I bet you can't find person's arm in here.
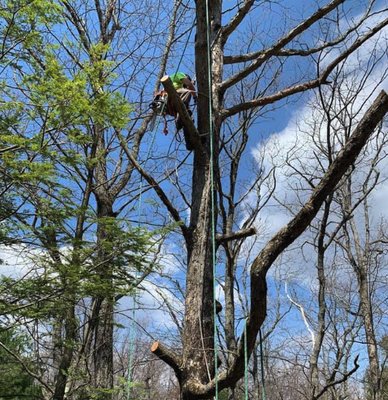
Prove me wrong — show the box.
[182,77,197,99]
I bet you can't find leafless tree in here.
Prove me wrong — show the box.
[265,49,388,399]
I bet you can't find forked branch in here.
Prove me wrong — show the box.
[179,90,388,397]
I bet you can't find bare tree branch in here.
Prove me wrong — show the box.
[221,17,388,118]
[221,0,255,44]
[61,0,91,51]
[0,340,54,395]
[216,227,256,245]
[219,0,345,92]
[223,4,383,64]
[313,355,360,400]
[118,134,190,241]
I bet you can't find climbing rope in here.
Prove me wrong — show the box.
[204,1,219,399]
[259,328,267,400]
[126,114,160,400]
[244,320,249,400]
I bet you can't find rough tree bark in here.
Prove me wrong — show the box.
[341,183,383,400]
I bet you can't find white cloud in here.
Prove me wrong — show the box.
[253,23,388,232]
[0,244,46,278]
[248,14,388,291]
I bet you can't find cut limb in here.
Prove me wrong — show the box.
[160,75,203,151]
[216,227,256,245]
[150,341,182,381]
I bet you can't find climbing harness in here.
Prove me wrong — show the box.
[150,91,169,116]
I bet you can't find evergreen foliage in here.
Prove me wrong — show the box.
[0,328,42,399]
[0,1,156,395]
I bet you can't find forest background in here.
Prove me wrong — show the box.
[0,0,387,399]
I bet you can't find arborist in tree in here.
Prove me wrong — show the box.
[170,72,197,150]
[169,71,197,125]
[150,72,197,150]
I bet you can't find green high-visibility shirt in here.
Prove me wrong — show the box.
[170,72,187,89]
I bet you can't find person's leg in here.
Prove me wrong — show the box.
[175,88,195,150]
[182,127,194,151]
[175,88,191,131]
[177,88,192,106]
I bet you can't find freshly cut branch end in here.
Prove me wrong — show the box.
[151,341,182,380]
[160,76,202,150]
[150,341,160,353]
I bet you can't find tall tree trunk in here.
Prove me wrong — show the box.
[92,196,115,397]
[45,229,79,400]
[180,1,222,398]
[309,199,331,397]
[93,299,114,393]
[225,253,237,360]
[90,122,116,397]
[359,271,381,400]
[343,186,382,400]
[53,306,77,400]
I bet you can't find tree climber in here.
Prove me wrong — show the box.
[169,72,197,150]
[150,72,197,150]
[169,72,197,116]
